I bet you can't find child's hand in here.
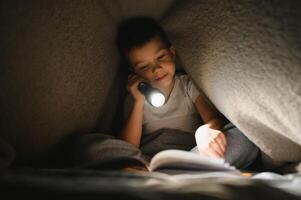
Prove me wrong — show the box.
[200,131,227,158]
[195,125,227,158]
[127,74,145,103]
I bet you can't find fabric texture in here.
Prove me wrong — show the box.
[162,0,301,166]
[221,123,260,169]
[1,168,300,199]
[140,128,196,158]
[69,133,147,169]
[124,74,202,135]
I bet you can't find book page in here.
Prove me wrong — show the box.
[149,149,236,172]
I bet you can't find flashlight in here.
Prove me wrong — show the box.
[138,82,166,107]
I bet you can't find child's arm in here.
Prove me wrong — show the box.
[194,95,227,130]
[120,100,144,147]
[120,74,145,147]
[194,95,228,158]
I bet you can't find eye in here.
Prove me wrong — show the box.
[139,65,149,71]
[157,54,168,60]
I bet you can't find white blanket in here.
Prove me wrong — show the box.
[162,0,301,166]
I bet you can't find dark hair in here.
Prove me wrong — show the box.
[116,16,171,65]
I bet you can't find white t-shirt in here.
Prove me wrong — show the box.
[124,74,203,135]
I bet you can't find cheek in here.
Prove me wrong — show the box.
[162,61,176,74]
[137,71,153,82]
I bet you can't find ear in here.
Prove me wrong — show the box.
[169,45,176,59]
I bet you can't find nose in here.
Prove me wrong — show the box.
[151,63,162,73]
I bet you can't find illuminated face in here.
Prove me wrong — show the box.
[128,36,176,92]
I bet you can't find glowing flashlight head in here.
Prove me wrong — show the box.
[150,92,165,107]
[138,82,166,107]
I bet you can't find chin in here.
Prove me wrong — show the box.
[156,79,173,90]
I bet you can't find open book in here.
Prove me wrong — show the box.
[146,149,236,172]
[76,148,237,173]
[73,135,237,173]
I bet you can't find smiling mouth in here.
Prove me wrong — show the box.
[156,74,167,81]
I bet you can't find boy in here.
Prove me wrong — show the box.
[116,17,259,168]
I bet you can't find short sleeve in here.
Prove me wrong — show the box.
[185,75,200,102]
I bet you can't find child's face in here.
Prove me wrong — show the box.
[128,36,176,91]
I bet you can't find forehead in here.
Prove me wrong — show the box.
[128,36,167,66]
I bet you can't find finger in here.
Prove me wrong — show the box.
[206,148,222,158]
[219,132,227,146]
[208,141,223,158]
[131,75,145,84]
[128,75,141,86]
[215,136,226,154]
[216,133,226,151]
